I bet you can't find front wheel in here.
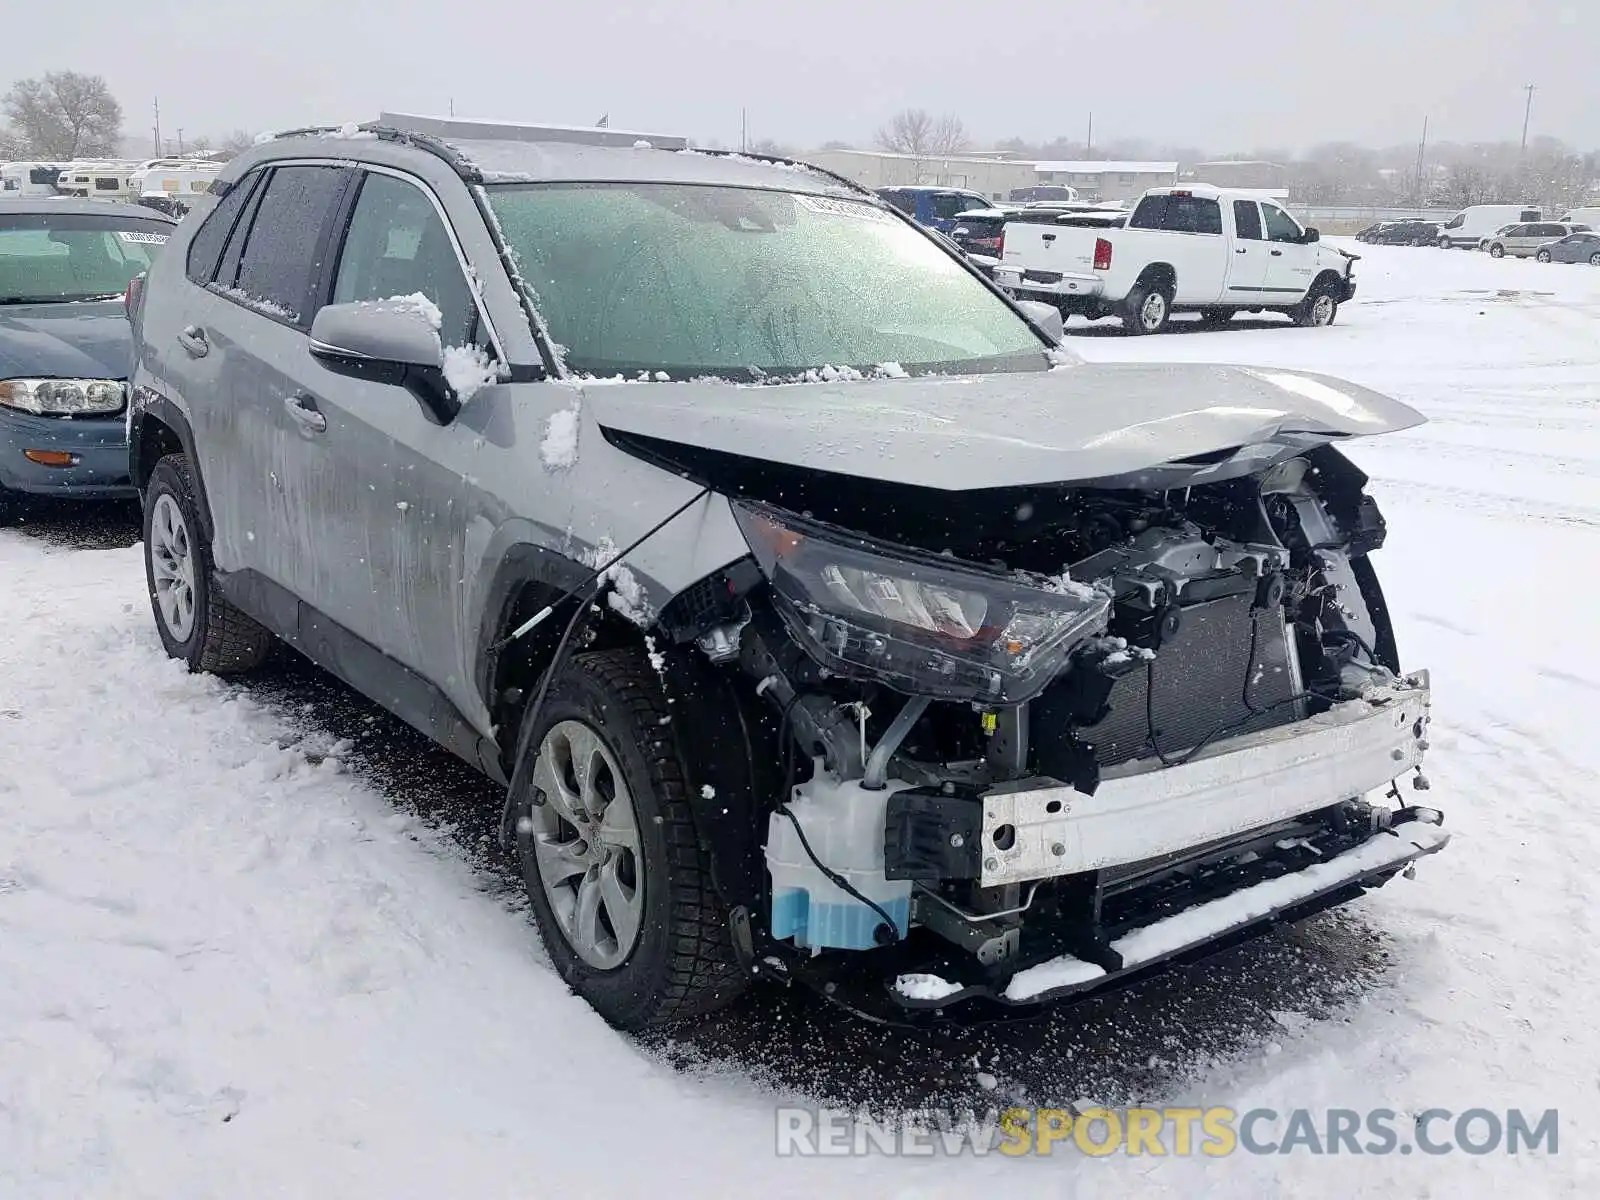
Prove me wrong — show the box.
[1536,249,1552,263]
[1292,283,1340,328]
[1122,282,1172,335]
[1589,252,1600,267]
[142,454,273,674]
[509,647,746,1029]
[1489,243,1505,258]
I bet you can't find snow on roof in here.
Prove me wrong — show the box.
[378,113,690,151]
[813,147,1030,167]
[1034,161,1179,175]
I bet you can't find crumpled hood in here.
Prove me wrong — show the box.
[0,300,132,380]
[584,363,1424,490]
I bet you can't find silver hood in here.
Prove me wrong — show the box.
[584,363,1424,490]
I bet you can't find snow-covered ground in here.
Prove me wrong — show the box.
[3,244,1596,1196]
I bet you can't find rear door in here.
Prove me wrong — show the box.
[181,163,354,590]
[1225,199,1269,298]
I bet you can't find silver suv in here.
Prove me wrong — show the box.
[127,117,1448,1029]
[1486,221,1590,258]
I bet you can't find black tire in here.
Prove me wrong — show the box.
[1197,307,1234,327]
[1589,252,1600,267]
[510,646,745,1029]
[1122,278,1172,335]
[1536,249,1552,263]
[1489,243,1505,258]
[1292,280,1341,328]
[142,453,273,674]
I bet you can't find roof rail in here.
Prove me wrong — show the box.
[258,122,485,181]
[377,113,691,152]
[685,147,877,201]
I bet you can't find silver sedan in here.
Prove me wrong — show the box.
[1536,231,1600,265]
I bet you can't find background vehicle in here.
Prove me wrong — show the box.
[1,162,63,197]
[994,184,1357,333]
[136,164,223,217]
[126,119,1445,1033]
[0,198,173,518]
[54,162,139,200]
[1436,204,1541,248]
[1009,184,1079,203]
[1535,230,1600,264]
[1485,221,1591,258]
[1362,219,1440,246]
[1560,206,1600,227]
[1354,221,1393,242]
[876,185,997,232]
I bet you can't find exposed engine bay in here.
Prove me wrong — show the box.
[645,441,1447,1016]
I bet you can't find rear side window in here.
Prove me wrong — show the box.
[1537,224,1564,237]
[1129,194,1221,234]
[185,171,261,284]
[331,172,479,349]
[930,193,974,220]
[225,165,349,325]
[879,190,914,215]
[1233,200,1263,240]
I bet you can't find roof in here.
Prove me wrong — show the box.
[1033,161,1179,175]
[250,118,854,196]
[0,196,176,220]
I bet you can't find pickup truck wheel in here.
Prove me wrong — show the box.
[142,454,273,674]
[1292,284,1340,328]
[1123,283,1171,334]
[509,647,745,1030]
[1488,243,1505,258]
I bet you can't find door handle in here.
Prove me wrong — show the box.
[176,325,209,357]
[1270,249,1284,257]
[1235,247,1248,254]
[283,393,328,435]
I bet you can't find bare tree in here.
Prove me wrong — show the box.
[2,71,123,159]
[875,109,968,158]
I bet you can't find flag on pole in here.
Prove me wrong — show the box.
[596,114,609,128]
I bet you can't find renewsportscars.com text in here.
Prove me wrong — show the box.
[775,1106,1559,1158]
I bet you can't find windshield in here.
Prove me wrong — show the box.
[485,183,1049,379]
[0,212,171,304]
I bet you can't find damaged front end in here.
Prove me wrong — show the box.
[657,439,1447,1018]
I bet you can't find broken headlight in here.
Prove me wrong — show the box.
[733,502,1110,703]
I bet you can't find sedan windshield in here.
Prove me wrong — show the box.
[0,212,171,304]
[485,183,1049,379]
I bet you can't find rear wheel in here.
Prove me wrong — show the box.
[509,647,746,1029]
[1122,280,1172,335]
[142,454,273,674]
[1536,249,1552,263]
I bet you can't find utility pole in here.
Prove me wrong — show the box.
[152,97,161,156]
[1086,111,1094,156]
[448,97,455,116]
[176,128,184,155]
[741,107,748,153]
[1520,83,1536,153]
[1414,115,1428,204]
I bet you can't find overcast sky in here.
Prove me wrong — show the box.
[14,0,1598,154]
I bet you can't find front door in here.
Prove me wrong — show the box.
[1259,202,1313,298]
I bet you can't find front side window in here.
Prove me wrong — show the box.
[1261,204,1302,243]
[332,172,478,349]
[485,183,1048,379]
[223,165,348,325]
[0,212,171,304]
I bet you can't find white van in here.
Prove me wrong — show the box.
[0,161,64,196]
[1436,204,1542,248]
[1560,207,1600,227]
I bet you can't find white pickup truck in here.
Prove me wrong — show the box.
[992,185,1359,334]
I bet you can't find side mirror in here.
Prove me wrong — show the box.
[1302,227,1320,244]
[1016,299,1065,342]
[310,300,444,370]
[309,300,458,423]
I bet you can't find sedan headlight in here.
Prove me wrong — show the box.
[734,502,1110,704]
[0,378,127,416]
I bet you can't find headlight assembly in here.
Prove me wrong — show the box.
[733,502,1110,704]
[0,378,126,416]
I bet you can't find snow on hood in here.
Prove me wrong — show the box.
[0,299,132,380]
[583,363,1425,490]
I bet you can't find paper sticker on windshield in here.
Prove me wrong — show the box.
[116,231,170,245]
[796,194,894,223]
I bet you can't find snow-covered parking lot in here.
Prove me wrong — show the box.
[3,242,1596,1197]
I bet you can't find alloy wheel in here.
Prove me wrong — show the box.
[148,492,197,642]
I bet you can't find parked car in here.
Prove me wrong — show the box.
[994,184,1358,333]
[1360,220,1440,246]
[1354,222,1394,243]
[0,198,174,519]
[1485,222,1591,258]
[1534,230,1600,265]
[1,162,64,197]
[948,207,1017,257]
[1009,185,1079,203]
[127,118,1447,1031]
[875,185,997,232]
[1436,204,1542,248]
